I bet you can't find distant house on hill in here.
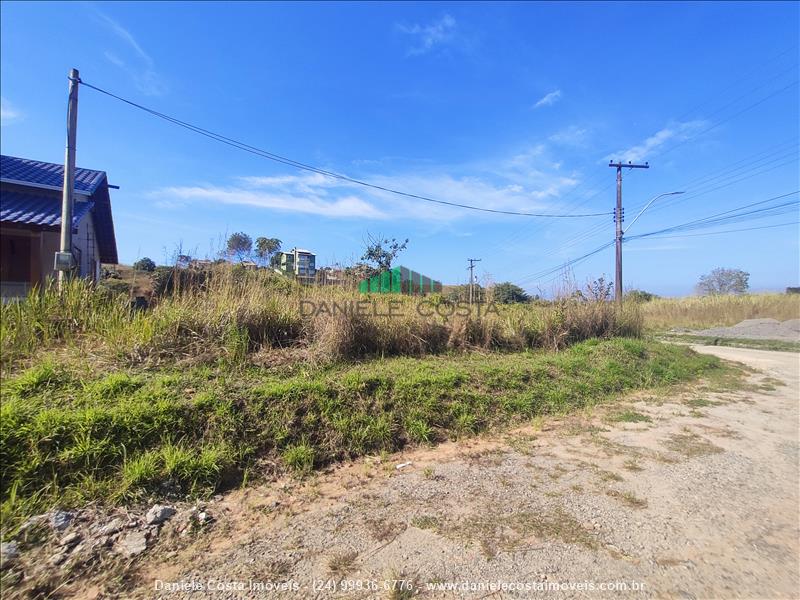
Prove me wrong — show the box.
[0,155,118,299]
[276,247,316,283]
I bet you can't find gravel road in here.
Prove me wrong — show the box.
[114,346,799,600]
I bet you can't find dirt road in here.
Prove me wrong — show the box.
[126,346,799,599]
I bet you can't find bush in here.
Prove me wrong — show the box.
[626,289,658,303]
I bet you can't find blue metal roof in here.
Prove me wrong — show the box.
[0,154,106,194]
[0,190,94,229]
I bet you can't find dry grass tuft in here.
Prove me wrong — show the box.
[328,550,358,577]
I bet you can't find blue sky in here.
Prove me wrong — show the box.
[1,1,798,296]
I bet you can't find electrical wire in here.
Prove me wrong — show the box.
[78,79,608,219]
[626,191,800,240]
[626,220,798,240]
[514,191,799,288]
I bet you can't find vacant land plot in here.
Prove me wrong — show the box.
[125,346,798,599]
[641,293,800,330]
[4,345,794,599]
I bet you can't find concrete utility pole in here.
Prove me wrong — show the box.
[467,258,481,305]
[57,68,80,290]
[608,160,649,306]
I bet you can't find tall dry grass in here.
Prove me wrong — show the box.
[1,266,642,369]
[640,293,800,330]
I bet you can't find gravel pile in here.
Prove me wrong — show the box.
[697,318,800,341]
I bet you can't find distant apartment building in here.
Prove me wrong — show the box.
[277,248,316,282]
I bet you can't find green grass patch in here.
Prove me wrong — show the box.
[656,333,800,353]
[607,410,652,423]
[0,338,721,539]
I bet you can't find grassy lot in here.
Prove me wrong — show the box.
[0,337,720,537]
[0,270,732,539]
[640,293,800,330]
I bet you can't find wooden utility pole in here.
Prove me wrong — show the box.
[608,160,649,306]
[467,258,481,305]
[57,68,80,290]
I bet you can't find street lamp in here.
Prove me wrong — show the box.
[624,191,685,234]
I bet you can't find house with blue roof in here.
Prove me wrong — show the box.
[0,155,118,298]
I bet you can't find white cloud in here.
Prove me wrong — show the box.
[97,13,151,63]
[149,146,581,223]
[103,51,125,68]
[549,125,589,147]
[153,175,387,219]
[606,120,706,163]
[96,12,166,96]
[533,90,562,109]
[0,97,22,124]
[396,14,457,56]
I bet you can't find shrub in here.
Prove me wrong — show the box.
[626,289,658,303]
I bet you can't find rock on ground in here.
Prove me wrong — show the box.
[145,504,176,526]
[118,531,148,557]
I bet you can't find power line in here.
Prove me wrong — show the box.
[628,149,799,218]
[627,220,798,240]
[627,191,800,240]
[671,45,798,122]
[78,78,608,219]
[487,78,799,258]
[514,240,615,287]
[514,191,799,288]
[646,79,799,162]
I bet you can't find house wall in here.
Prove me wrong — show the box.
[73,213,100,280]
[40,231,60,286]
[35,216,99,286]
[1,212,100,298]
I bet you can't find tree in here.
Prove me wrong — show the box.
[254,237,282,266]
[492,282,529,304]
[696,268,750,296]
[226,232,253,262]
[133,257,156,272]
[361,234,408,274]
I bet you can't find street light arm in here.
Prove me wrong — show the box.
[624,191,685,234]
